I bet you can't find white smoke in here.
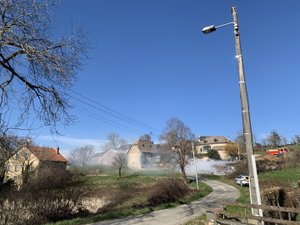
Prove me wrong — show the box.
[186,159,231,175]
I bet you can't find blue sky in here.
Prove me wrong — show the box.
[22,0,300,154]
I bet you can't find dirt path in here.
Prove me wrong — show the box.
[88,180,240,225]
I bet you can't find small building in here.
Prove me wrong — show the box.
[195,136,230,160]
[91,144,131,165]
[127,139,160,170]
[100,148,129,166]
[3,145,69,184]
[91,152,104,164]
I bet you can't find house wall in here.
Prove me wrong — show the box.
[127,145,141,169]
[4,147,39,183]
[140,152,160,169]
[196,143,229,160]
[4,147,68,184]
[91,153,103,164]
[127,140,160,170]
[39,161,67,170]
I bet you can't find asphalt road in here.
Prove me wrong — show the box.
[88,180,240,225]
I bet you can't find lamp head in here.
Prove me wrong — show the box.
[202,25,217,34]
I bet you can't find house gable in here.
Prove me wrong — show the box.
[4,147,39,183]
[127,139,160,170]
[3,146,68,184]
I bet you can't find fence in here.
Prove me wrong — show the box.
[208,202,300,225]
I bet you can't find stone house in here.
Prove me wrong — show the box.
[3,145,69,184]
[195,136,230,160]
[127,139,160,170]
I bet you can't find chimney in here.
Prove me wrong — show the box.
[56,146,60,154]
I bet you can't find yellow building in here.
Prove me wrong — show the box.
[3,146,69,184]
[195,136,230,160]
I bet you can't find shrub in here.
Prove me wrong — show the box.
[0,168,87,225]
[207,149,221,160]
[147,177,190,206]
[262,186,300,222]
[284,151,300,168]
[227,160,248,179]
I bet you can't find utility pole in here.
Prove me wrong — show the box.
[231,6,263,219]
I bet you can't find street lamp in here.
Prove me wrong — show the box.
[202,22,234,34]
[202,6,263,219]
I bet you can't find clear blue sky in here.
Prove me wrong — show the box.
[28,0,300,154]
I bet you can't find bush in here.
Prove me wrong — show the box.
[284,151,300,168]
[207,149,221,160]
[147,177,190,206]
[262,186,300,222]
[0,168,87,225]
[227,160,248,179]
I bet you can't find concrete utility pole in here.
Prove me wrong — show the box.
[231,6,263,218]
[202,6,263,221]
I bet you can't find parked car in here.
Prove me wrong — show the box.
[235,175,249,186]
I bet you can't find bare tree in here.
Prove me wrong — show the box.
[103,133,127,151]
[112,153,127,177]
[292,135,300,144]
[267,130,282,147]
[235,131,246,155]
[0,134,28,161]
[224,142,238,160]
[0,134,31,183]
[281,136,288,146]
[0,0,87,133]
[160,118,195,183]
[69,145,94,166]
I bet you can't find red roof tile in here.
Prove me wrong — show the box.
[28,146,69,163]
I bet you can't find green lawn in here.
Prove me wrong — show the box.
[259,166,300,183]
[221,165,300,216]
[45,169,212,225]
[178,165,300,224]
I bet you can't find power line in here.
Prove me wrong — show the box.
[71,96,156,135]
[70,90,162,133]
[68,90,161,138]
[69,94,160,138]
[75,107,143,136]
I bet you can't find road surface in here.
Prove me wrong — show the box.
[88,180,240,225]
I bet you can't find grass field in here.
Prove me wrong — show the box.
[45,167,212,225]
[47,162,300,225]
[221,164,300,218]
[259,166,300,183]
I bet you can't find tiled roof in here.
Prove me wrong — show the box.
[198,136,230,144]
[28,146,68,163]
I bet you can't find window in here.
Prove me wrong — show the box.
[15,153,19,160]
[6,165,12,172]
[25,153,30,160]
[15,165,22,172]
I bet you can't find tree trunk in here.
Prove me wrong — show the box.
[180,165,188,183]
[118,168,122,177]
